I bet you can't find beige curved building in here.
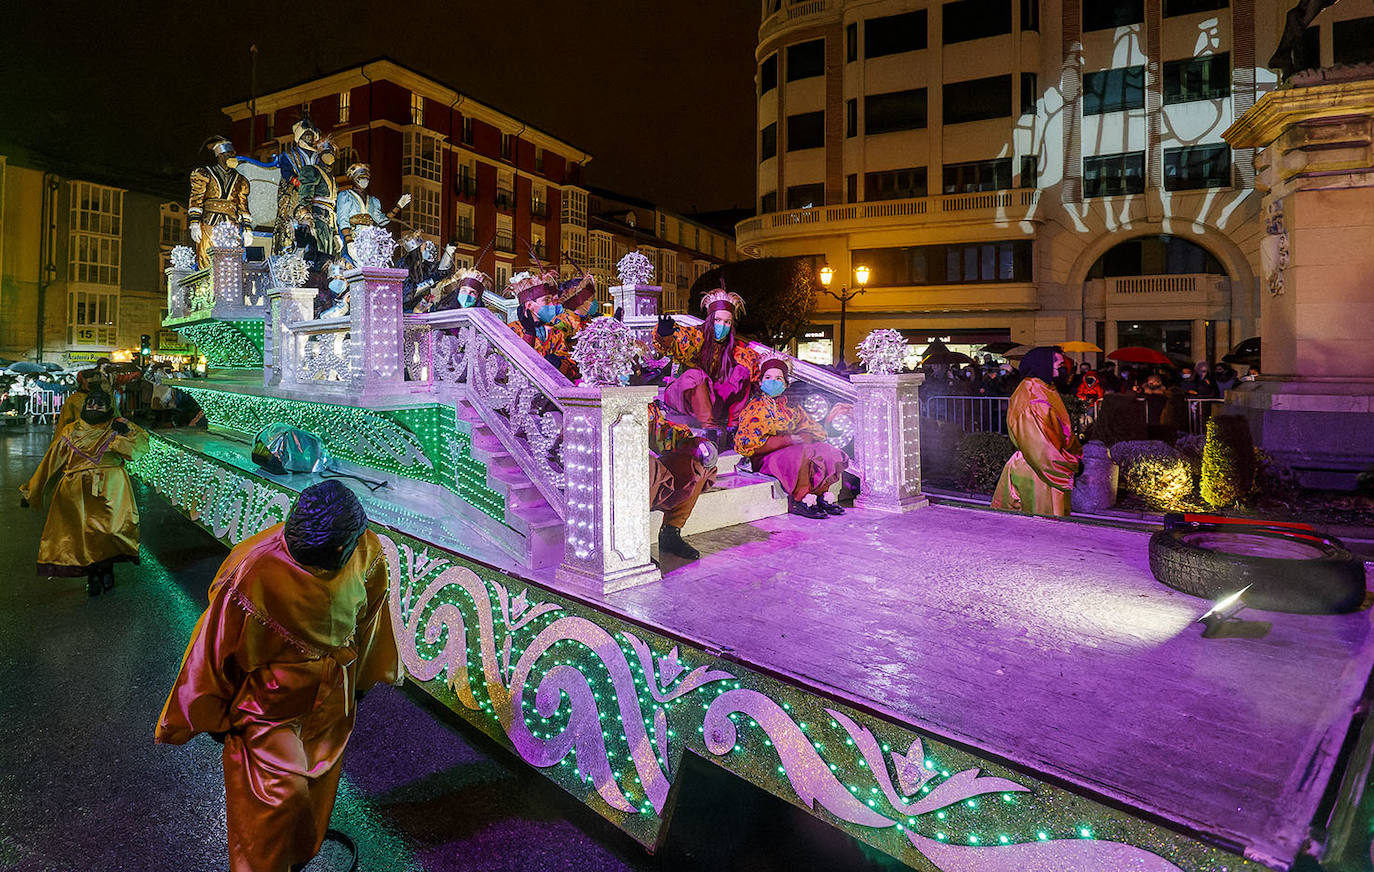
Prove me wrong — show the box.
[739,0,1374,364]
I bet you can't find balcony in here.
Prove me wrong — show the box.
[495,189,515,212]
[759,0,835,41]
[531,201,549,220]
[453,225,476,246]
[1083,274,1231,313]
[495,232,516,254]
[735,189,1041,254]
[456,176,478,199]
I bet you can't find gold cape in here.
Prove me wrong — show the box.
[156,525,399,872]
[21,418,147,574]
[991,377,1082,517]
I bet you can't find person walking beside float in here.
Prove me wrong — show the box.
[991,346,1082,517]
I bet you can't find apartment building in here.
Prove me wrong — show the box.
[741,0,1374,363]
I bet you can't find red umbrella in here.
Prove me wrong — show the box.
[1107,346,1173,366]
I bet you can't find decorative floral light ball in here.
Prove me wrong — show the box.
[570,316,637,386]
[169,246,198,271]
[857,328,908,375]
[616,251,654,287]
[352,225,397,269]
[210,221,244,249]
[270,251,311,289]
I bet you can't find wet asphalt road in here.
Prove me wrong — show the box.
[0,424,906,872]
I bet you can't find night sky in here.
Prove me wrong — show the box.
[0,1,759,213]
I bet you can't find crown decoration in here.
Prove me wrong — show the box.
[616,251,654,287]
[758,354,794,382]
[700,287,745,316]
[507,267,561,304]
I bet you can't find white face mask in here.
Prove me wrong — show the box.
[356,176,370,190]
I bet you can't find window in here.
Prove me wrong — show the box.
[1020,155,1039,188]
[410,93,425,125]
[401,131,441,181]
[943,0,1012,44]
[846,22,858,62]
[1334,17,1374,66]
[535,148,545,173]
[1163,53,1230,103]
[852,240,1032,286]
[531,225,547,260]
[786,39,825,81]
[1084,0,1143,31]
[496,170,515,210]
[761,191,778,213]
[1088,234,1224,277]
[1082,66,1145,114]
[68,289,118,347]
[564,227,587,264]
[846,173,858,203]
[402,183,441,236]
[1021,0,1039,30]
[786,183,825,210]
[846,99,857,137]
[943,158,1012,193]
[454,203,476,245]
[866,10,927,57]
[159,202,185,247]
[68,181,122,286]
[495,263,510,288]
[760,53,778,94]
[456,159,477,197]
[1164,145,1231,190]
[461,117,474,145]
[865,167,928,201]
[943,76,1012,124]
[338,92,350,124]
[335,146,357,173]
[1163,0,1227,16]
[501,133,514,161]
[1083,151,1146,197]
[1020,72,1038,114]
[761,122,778,160]
[562,187,587,226]
[496,214,514,253]
[787,110,825,150]
[532,184,548,219]
[865,88,927,134]
[590,231,614,272]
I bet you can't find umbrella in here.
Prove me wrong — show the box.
[922,350,976,366]
[979,341,1023,354]
[6,362,46,374]
[1107,346,1173,366]
[40,362,64,371]
[1059,340,1102,353]
[1222,337,1260,368]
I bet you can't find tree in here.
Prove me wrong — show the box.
[688,257,818,349]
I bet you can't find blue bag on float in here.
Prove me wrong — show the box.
[251,423,332,475]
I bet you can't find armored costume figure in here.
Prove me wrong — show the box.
[272,119,325,254]
[188,137,253,268]
[295,141,342,266]
[157,480,399,872]
[334,162,410,264]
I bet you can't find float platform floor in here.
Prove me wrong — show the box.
[561,504,1374,867]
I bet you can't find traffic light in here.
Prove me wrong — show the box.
[140,334,151,364]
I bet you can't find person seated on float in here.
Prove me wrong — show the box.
[733,356,847,520]
[397,234,458,313]
[507,269,592,379]
[420,267,492,313]
[991,346,1083,518]
[20,389,148,596]
[654,287,761,442]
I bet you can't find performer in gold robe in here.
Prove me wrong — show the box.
[156,481,400,872]
[21,389,147,595]
[189,136,253,268]
[992,346,1083,517]
[51,363,137,442]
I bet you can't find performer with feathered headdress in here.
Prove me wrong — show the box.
[654,287,761,441]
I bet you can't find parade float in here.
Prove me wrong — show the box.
[137,123,1374,872]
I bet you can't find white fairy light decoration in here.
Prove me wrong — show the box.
[570,316,637,386]
[352,225,396,269]
[170,246,198,271]
[269,250,311,289]
[616,251,654,287]
[857,329,908,375]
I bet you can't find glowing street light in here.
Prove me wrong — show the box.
[818,264,871,367]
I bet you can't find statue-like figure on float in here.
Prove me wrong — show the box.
[1269,0,1344,78]
[188,137,253,269]
[272,119,326,255]
[335,162,411,265]
[294,139,342,269]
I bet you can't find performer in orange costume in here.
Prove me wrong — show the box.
[991,346,1083,517]
[654,287,761,438]
[156,481,399,872]
[21,389,147,595]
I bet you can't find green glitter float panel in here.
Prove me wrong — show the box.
[133,433,1266,872]
[170,319,266,369]
[176,386,506,524]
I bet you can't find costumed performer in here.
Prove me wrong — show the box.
[643,377,715,561]
[654,287,760,442]
[156,480,400,872]
[334,162,411,264]
[20,389,148,596]
[188,136,254,269]
[733,356,846,519]
[507,268,587,378]
[50,360,138,443]
[272,119,325,254]
[294,140,342,268]
[399,234,457,313]
[991,346,1082,517]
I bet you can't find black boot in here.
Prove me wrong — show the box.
[86,573,102,597]
[101,564,115,591]
[816,494,845,516]
[788,497,828,519]
[658,525,700,560]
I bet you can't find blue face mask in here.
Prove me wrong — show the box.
[537,304,560,324]
[457,292,477,308]
[760,378,786,398]
[587,300,600,318]
[713,322,730,341]
[328,277,346,294]
[617,373,631,386]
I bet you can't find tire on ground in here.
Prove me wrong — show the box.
[1147,528,1367,615]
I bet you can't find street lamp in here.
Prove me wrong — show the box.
[818,263,870,365]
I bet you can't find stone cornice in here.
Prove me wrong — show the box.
[1224,78,1374,149]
